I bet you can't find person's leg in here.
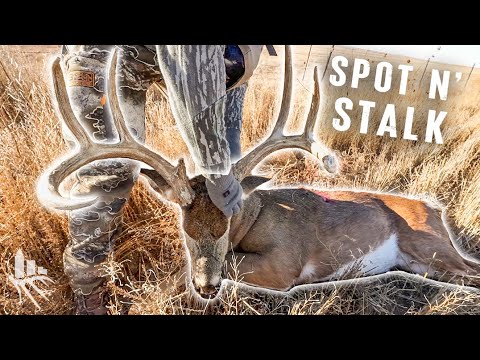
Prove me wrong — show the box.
[224,84,248,162]
[155,45,247,217]
[155,45,231,176]
[60,45,160,314]
[223,45,250,163]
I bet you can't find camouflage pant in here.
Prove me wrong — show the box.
[62,45,248,294]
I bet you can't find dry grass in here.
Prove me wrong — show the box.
[1,46,480,315]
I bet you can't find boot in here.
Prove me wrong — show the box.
[74,284,110,315]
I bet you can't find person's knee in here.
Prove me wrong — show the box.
[72,160,140,197]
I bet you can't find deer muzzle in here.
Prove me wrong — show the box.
[192,256,222,299]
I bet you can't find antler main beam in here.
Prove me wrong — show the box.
[37,50,194,211]
[233,46,337,180]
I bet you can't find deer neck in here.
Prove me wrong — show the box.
[228,193,263,247]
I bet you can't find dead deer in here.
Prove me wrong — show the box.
[38,46,480,300]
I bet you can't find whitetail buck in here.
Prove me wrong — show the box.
[38,46,480,299]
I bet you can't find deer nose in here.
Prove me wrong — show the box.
[196,284,220,299]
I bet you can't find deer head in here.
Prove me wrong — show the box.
[37,45,338,298]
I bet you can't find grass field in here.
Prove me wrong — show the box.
[1,46,480,315]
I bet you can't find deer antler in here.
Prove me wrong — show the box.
[37,49,194,211]
[233,45,338,181]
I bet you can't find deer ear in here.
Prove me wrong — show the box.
[139,168,176,202]
[241,176,271,195]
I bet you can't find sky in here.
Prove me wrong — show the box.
[343,46,480,68]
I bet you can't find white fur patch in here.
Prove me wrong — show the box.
[298,262,316,282]
[325,233,399,280]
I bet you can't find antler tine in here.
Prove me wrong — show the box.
[36,58,98,211]
[107,48,136,144]
[307,66,338,174]
[271,45,293,136]
[36,155,98,211]
[233,45,293,179]
[304,66,320,140]
[51,57,92,148]
[233,48,338,180]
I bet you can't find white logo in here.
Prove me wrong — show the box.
[8,249,54,309]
